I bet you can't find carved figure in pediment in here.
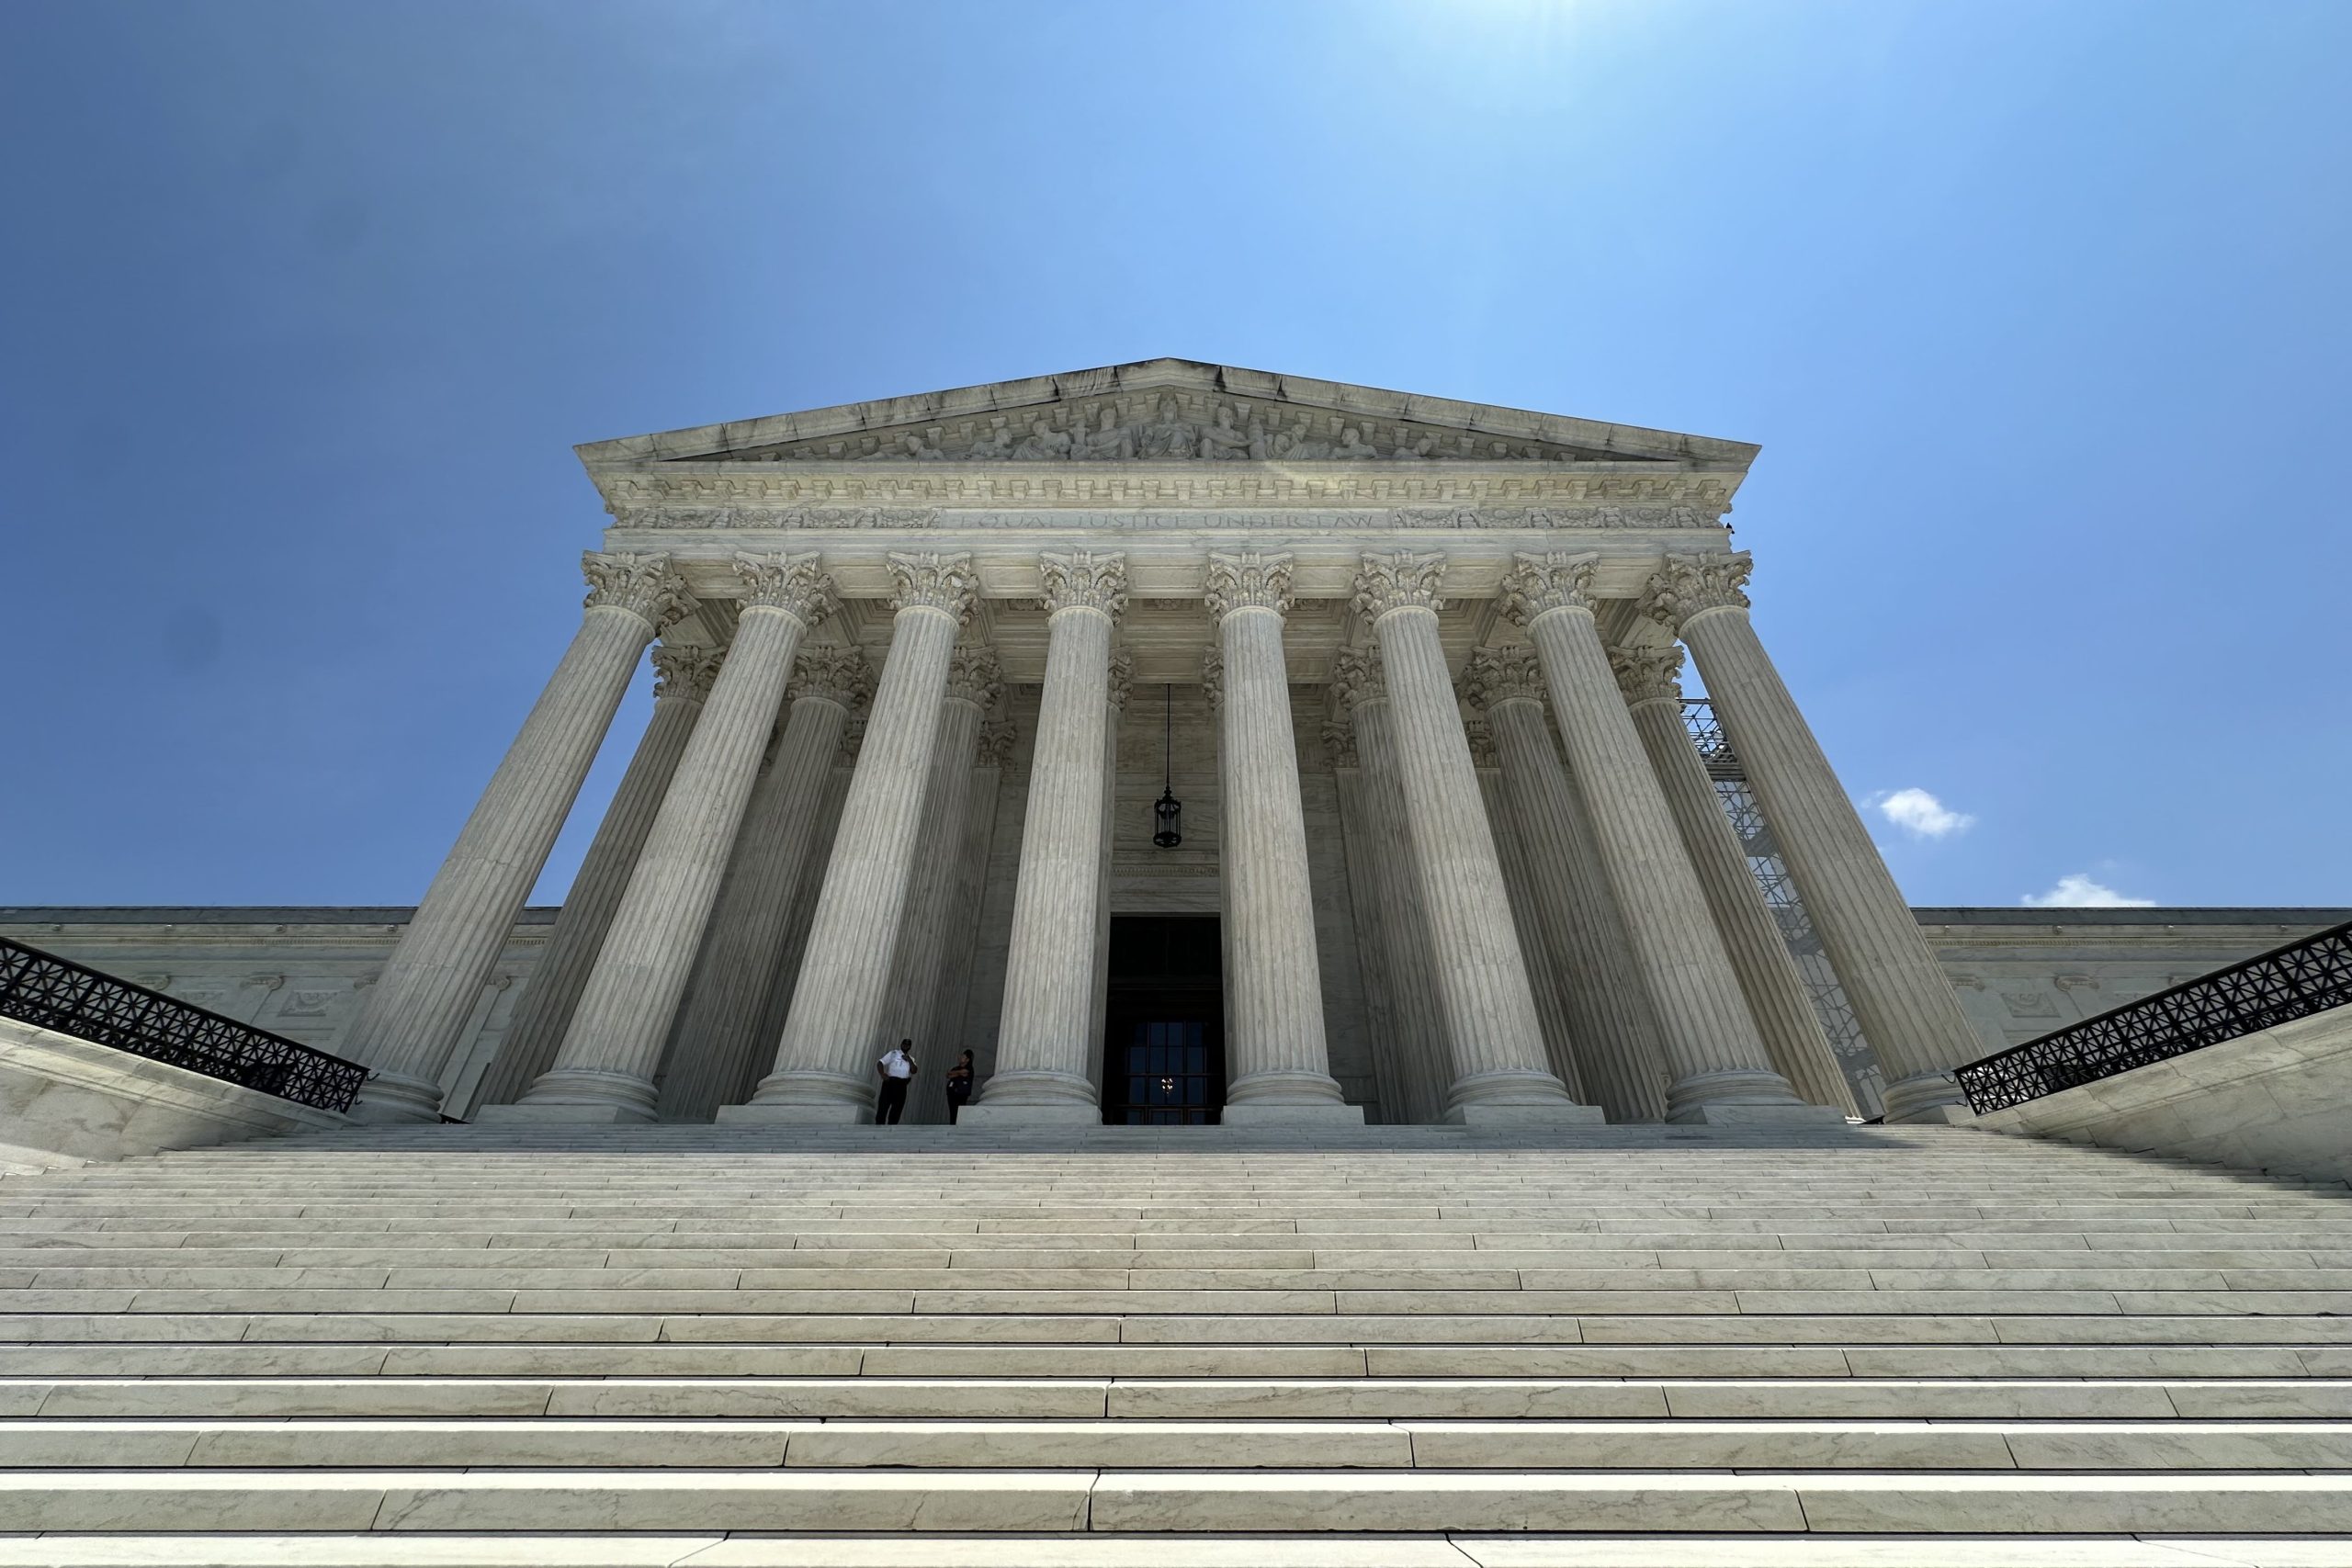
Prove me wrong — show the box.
[1278,417,1332,460]
[1011,418,1071,461]
[1073,405,1136,461]
[1391,434,1436,460]
[1246,415,1275,459]
[1137,395,1196,459]
[967,425,1013,460]
[1333,425,1377,460]
[1196,402,1250,460]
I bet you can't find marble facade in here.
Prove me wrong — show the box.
[22,360,2270,1129]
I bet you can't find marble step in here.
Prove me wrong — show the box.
[8,1468,2352,1534]
[3,1416,2348,1471]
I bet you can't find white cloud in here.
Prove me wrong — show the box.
[1871,786,1974,840]
[2020,874,2156,909]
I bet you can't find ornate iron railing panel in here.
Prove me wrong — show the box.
[0,936,368,1112]
[1956,919,2352,1113]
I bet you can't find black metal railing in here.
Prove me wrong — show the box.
[1955,919,2352,1113]
[0,936,368,1112]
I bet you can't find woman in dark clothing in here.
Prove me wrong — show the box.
[944,1050,976,1124]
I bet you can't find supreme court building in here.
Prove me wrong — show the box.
[333,359,1986,1132]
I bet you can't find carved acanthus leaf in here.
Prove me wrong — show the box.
[945,647,1004,711]
[582,551,691,631]
[1202,647,1225,713]
[1461,646,1547,713]
[1351,550,1448,620]
[885,551,979,624]
[1107,651,1135,713]
[1038,549,1129,618]
[1608,642,1687,706]
[732,552,836,626]
[1497,551,1601,626]
[1642,550,1754,632]
[976,719,1018,769]
[787,645,875,710]
[1321,715,1360,771]
[650,642,726,703]
[1464,716,1500,772]
[1204,550,1295,619]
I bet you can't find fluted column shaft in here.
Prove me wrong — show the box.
[1473,739,1589,1104]
[926,721,1013,1099]
[345,552,686,1122]
[1085,658,1132,1098]
[1352,552,1581,1123]
[1334,656,1450,1124]
[1650,551,1975,1122]
[1617,648,1857,1115]
[474,644,716,1111]
[733,553,976,1122]
[1205,553,1355,1121]
[729,748,856,1109]
[504,556,832,1122]
[977,553,1125,1119]
[885,649,998,1123]
[1325,725,1408,1125]
[1476,690,1669,1122]
[654,647,870,1122]
[1502,555,1816,1123]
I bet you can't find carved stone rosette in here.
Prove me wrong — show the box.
[731,552,836,627]
[1038,550,1130,620]
[944,647,1004,712]
[1106,651,1135,714]
[885,551,979,623]
[1609,642,1687,708]
[582,551,691,632]
[1329,644,1385,714]
[786,646,874,711]
[1642,550,1755,633]
[1460,646,1547,714]
[1351,550,1448,620]
[650,642,726,704]
[1497,551,1601,626]
[1204,550,1295,620]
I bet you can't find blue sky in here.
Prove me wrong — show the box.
[4,0,2346,911]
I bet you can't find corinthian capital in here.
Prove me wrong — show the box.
[945,646,1003,711]
[1641,550,1754,632]
[1321,716,1360,771]
[1107,651,1135,713]
[1351,550,1448,620]
[887,551,979,624]
[1497,551,1600,626]
[582,551,691,632]
[1202,646,1225,713]
[733,552,836,626]
[650,641,726,703]
[1464,716,1500,771]
[1038,550,1129,619]
[1204,550,1295,619]
[788,645,875,710]
[1461,645,1547,713]
[1329,644,1386,713]
[1608,641,1687,707]
[977,719,1018,769]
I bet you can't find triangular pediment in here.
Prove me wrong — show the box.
[575,358,1757,469]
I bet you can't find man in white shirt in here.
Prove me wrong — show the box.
[875,1039,917,1124]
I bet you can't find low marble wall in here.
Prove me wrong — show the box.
[1973,1002,2352,1188]
[0,1016,346,1172]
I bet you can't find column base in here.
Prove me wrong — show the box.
[1882,1069,1973,1124]
[1667,1102,1851,1126]
[956,1102,1102,1127]
[1221,1101,1366,1127]
[345,1071,445,1124]
[1445,1101,1608,1127]
[715,1101,873,1126]
[480,1067,658,1123]
[475,1101,652,1126]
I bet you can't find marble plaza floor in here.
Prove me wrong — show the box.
[0,1121,2349,1564]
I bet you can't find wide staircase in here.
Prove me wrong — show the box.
[1,1122,2350,1565]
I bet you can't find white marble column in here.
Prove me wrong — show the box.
[497,554,834,1122]
[473,641,720,1111]
[971,552,1126,1122]
[729,552,978,1122]
[1500,552,1829,1125]
[1611,641,1857,1115]
[1645,550,1975,1122]
[1351,551,1583,1124]
[1467,716,1589,1104]
[1084,653,1133,1100]
[1202,552,1359,1123]
[653,645,873,1123]
[1322,715,1410,1125]
[927,717,1015,1097]
[345,552,688,1122]
[1330,646,1451,1125]
[885,646,1001,1123]
[1462,646,1670,1123]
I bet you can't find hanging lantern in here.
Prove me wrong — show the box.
[1152,682,1183,849]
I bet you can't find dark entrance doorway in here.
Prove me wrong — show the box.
[1101,916,1226,1124]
